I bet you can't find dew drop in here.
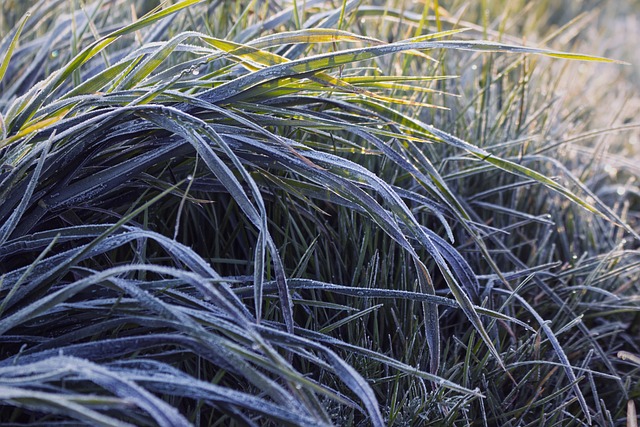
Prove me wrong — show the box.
[186,175,193,181]
[51,50,59,58]
[471,64,478,70]
[616,186,626,196]
[192,69,200,76]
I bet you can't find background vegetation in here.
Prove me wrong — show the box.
[0,0,638,425]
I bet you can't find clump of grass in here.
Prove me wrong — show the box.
[0,0,638,425]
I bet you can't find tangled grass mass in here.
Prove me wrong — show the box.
[0,0,639,425]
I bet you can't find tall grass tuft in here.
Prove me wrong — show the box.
[0,0,638,425]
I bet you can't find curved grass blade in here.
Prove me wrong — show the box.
[0,12,30,85]
[0,386,136,427]
[0,137,50,245]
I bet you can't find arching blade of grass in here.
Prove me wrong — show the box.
[0,386,136,427]
[245,28,386,47]
[0,12,29,85]
[0,138,49,246]
[319,304,384,334]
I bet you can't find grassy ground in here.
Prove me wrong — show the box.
[0,0,638,426]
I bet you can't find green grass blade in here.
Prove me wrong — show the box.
[0,12,30,85]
